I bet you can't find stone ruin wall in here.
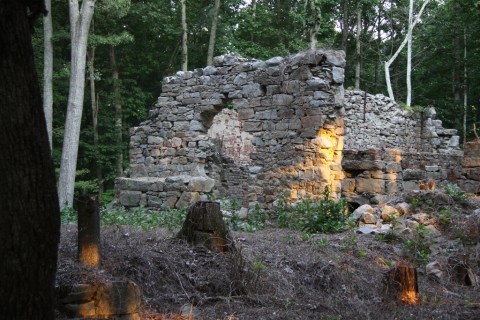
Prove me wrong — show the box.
[342,90,463,206]
[116,49,476,212]
[116,50,346,212]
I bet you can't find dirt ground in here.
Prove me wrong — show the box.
[56,195,480,320]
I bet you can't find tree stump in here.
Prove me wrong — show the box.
[383,263,419,304]
[177,201,235,252]
[76,195,101,268]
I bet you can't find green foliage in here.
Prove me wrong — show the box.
[444,183,469,202]
[60,203,187,231]
[375,224,402,244]
[213,196,266,232]
[73,169,99,196]
[277,187,350,233]
[99,189,115,205]
[317,237,329,248]
[437,209,452,226]
[341,235,358,250]
[245,204,267,231]
[61,206,77,224]
[100,206,187,231]
[251,256,268,273]
[403,223,433,265]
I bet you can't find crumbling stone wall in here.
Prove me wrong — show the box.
[116,50,346,211]
[117,50,472,211]
[342,90,463,206]
[344,90,460,152]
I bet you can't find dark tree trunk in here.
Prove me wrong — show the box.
[177,201,235,252]
[76,195,101,268]
[452,0,462,104]
[110,45,123,176]
[0,1,60,318]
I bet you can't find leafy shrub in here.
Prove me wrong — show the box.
[100,206,186,231]
[277,187,350,233]
[444,183,469,202]
[437,209,452,226]
[403,223,433,265]
[213,196,267,232]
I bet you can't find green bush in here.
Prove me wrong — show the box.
[277,187,350,233]
[444,183,469,202]
[212,196,267,232]
[100,206,187,231]
[403,223,433,265]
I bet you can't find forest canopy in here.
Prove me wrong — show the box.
[32,0,480,203]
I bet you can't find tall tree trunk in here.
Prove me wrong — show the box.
[110,45,123,176]
[374,2,383,89]
[385,0,431,102]
[181,0,188,71]
[354,4,362,90]
[251,0,256,42]
[310,0,322,50]
[309,0,320,50]
[87,47,103,195]
[406,0,413,106]
[0,1,60,318]
[43,0,53,151]
[340,0,349,55]
[463,28,467,145]
[58,0,95,209]
[207,0,220,66]
[452,0,461,104]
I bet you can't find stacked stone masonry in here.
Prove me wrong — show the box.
[342,90,464,205]
[117,50,346,211]
[117,50,475,211]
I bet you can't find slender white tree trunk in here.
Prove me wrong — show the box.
[406,0,413,106]
[181,0,188,71]
[58,0,95,209]
[385,0,430,102]
[206,0,220,66]
[354,5,361,90]
[309,0,320,50]
[43,0,53,151]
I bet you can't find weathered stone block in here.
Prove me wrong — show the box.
[238,108,254,120]
[119,191,142,207]
[332,66,344,84]
[306,78,329,91]
[462,158,480,168]
[189,176,216,192]
[272,94,294,106]
[403,169,425,181]
[355,177,385,194]
[243,121,263,132]
[301,115,326,128]
[176,192,200,209]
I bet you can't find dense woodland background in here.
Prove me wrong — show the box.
[32,0,480,204]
